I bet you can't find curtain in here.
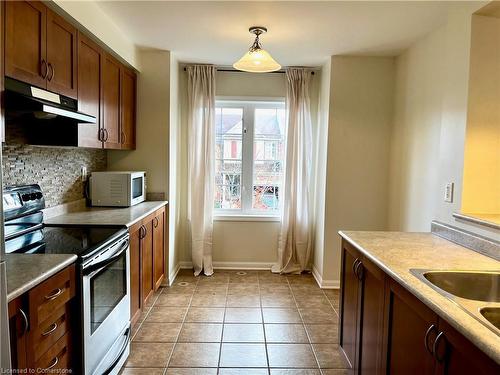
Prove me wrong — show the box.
[272,68,313,274]
[186,65,216,276]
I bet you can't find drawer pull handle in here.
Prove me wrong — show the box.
[424,324,437,354]
[42,322,58,336]
[433,331,447,363]
[153,217,159,227]
[19,308,29,336]
[45,288,63,301]
[46,356,59,370]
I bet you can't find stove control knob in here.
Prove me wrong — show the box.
[30,193,37,200]
[35,192,43,200]
[21,194,30,201]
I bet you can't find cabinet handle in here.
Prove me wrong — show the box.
[40,59,47,79]
[19,308,29,336]
[140,225,147,239]
[153,217,159,228]
[41,322,58,336]
[121,131,126,144]
[47,63,54,82]
[352,258,360,275]
[433,331,447,363]
[98,128,103,142]
[45,288,63,301]
[424,324,437,354]
[45,356,59,370]
[355,260,364,280]
[104,129,109,142]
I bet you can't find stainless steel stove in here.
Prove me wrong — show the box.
[3,185,131,375]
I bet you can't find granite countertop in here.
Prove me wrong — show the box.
[44,201,168,228]
[339,231,500,364]
[6,254,77,302]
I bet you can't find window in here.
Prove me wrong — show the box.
[214,100,286,216]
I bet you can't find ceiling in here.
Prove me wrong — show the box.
[96,1,468,67]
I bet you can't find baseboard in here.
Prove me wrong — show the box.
[168,263,181,285]
[179,261,273,270]
[312,265,340,289]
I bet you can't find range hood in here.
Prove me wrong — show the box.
[4,77,96,147]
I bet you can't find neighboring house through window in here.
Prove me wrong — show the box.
[214,99,286,216]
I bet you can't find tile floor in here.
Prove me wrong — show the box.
[120,270,349,375]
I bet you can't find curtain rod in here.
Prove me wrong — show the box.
[183,67,315,75]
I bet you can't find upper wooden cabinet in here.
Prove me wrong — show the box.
[5,1,77,98]
[103,54,122,149]
[77,32,103,148]
[121,67,136,150]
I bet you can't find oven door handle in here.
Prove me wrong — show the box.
[82,238,129,276]
[101,327,131,375]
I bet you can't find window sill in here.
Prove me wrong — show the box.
[214,214,281,222]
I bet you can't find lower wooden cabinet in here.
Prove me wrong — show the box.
[339,238,499,375]
[129,205,167,326]
[8,264,76,372]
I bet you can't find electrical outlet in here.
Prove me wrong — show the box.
[81,166,87,182]
[444,182,454,203]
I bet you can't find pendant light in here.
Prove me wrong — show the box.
[233,26,281,73]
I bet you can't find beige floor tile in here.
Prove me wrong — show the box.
[191,294,227,307]
[169,343,220,367]
[146,307,188,323]
[125,342,174,368]
[156,293,192,306]
[287,275,317,285]
[305,324,338,344]
[195,285,229,294]
[229,275,259,284]
[260,284,291,293]
[225,308,262,323]
[219,369,269,374]
[177,323,223,342]
[291,285,324,295]
[299,308,338,324]
[166,368,217,375]
[185,307,225,323]
[133,322,182,342]
[226,294,261,307]
[312,344,350,369]
[261,295,296,308]
[227,283,260,295]
[120,368,165,374]
[265,324,309,343]
[258,271,289,284]
[294,295,331,309]
[267,344,317,368]
[270,370,321,375]
[219,343,268,367]
[223,323,265,342]
[198,274,230,284]
[164,284,197,294]
[262,308,301,323]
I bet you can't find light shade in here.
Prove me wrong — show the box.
[233,49,281,73]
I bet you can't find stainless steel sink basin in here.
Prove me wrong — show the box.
[480,307,500,330]
[411,269,500,336]
[422,271,499,302]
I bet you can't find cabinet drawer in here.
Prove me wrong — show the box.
[28,265,75,328]
[28,304,71,364]
[35,332,71,372]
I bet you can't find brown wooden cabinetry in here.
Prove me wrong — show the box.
[103,54,122,149]
[8,264,76,372]
[339,238,499,374]
[129,205,167,326]
[120,67,136,150]
[5,1,77,98]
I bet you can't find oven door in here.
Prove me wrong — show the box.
[82,235,130,375]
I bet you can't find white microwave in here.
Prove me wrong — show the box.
[90,171,146,207]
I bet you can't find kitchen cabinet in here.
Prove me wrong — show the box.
[5,1,77,98]
[120,67,136,150]
[339,238,499,374]
[77,32,103,148]
[103,53,122,149]
[8,264,76,372]
[129,205,167,326]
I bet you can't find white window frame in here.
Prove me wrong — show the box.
[214,97,286,221]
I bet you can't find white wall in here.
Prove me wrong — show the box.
[321,56,395,286]
[52,0,139,70]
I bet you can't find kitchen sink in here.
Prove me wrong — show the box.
[422,271,499,302]
[411,269,500,336]
[480,307,500,330]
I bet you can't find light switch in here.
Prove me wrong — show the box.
[444,182,454,203]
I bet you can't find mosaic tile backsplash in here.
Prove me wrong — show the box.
[2,144,106,208]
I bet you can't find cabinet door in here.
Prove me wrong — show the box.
[339,241,361,368]
[103,54,121,149]
[434,319,498,375]
[120,67,136,149]
[386,279,437,375]
[8,297,29,370]
[141,219,154,306]
[153,207,165,290]
[129,222,142,326]
[357,257,386,374]
[77,32,103,148]
[46,9,77,98]
[5,0,46,87]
